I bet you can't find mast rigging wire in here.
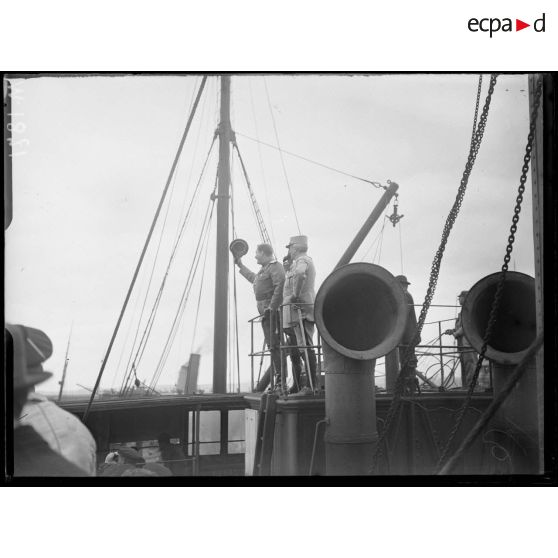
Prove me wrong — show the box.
[119,136,217,394]
[189,226,212,357]
[119,147,186,396]
[263,77,302,235]
[83,76,207,422]
[372,216,387,264]
[148,168,219,387]
[148,183,217,391]
[361,216,388,261]
[173,78,210,241]
[149,185,217,387]
[233,141,272,245]
[117,93,206,395]
[235,130,387,189]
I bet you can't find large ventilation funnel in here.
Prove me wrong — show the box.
[315,263,408,361]
[315,263,408,475]
[461,271,540,472]
[461,271,537,365]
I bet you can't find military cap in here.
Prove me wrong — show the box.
[286,235,308,248]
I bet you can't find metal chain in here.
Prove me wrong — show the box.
[436,75,544,470]
[370,74,499,473]
[470,75,483,148]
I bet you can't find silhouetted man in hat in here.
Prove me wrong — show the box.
[7,324,89,476]
[444,290,479,387]
[395,275,421,394]
[283,235,317,395]
[234,243,285,391]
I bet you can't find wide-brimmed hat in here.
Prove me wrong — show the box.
[6,324,53,390]
[395,275,410,285]
[286,235,308,248]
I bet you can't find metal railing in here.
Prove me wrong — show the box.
[248,302,323,392]
[247,303,492,393]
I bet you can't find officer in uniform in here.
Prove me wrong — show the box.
[395,275,421,394]
[235,243,285,391]
[283,235,317,394]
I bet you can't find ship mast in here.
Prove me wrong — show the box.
[212,75,232,393]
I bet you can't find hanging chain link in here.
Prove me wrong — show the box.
[470,75,483,148]
[436,75,544,470]
[370,73,499,473]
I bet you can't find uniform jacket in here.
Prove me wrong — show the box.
[453,313,471,347]
[282,254,316,326]
[239,260,285,315]
[401,291,421,346]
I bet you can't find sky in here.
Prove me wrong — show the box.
[5,73,537,395]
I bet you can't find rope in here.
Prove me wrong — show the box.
[438,331,544,475]
[370,74,499,471]
[83,76,207,422]
[263,77,302,234]
[235,130,387,189]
